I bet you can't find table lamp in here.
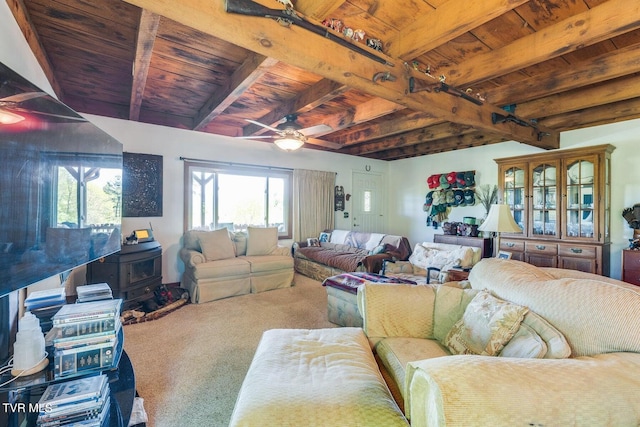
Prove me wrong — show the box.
[478,204,522,257]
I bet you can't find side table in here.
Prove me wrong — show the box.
[446,268,470,282]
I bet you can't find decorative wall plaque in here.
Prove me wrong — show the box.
[123,152,163,217]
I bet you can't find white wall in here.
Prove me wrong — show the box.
[85,115,388,283]
[388,123,640,279]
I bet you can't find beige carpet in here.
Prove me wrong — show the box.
[123,274,336,427]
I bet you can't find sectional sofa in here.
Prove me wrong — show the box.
[358,258,640,425]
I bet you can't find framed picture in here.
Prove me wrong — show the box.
[497,251,512,260]
[319,232,331,243]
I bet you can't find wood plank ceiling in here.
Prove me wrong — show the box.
[7,0,640,160]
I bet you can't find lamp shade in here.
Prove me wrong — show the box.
[274,137,304,151]
[478,204,522,233]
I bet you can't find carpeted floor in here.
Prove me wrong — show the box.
[123,274,336,427]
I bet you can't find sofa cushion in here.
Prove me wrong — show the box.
[243,255,294,273]
[445,291,528,356]
[231,231,248,256]
[191,257,251,279]
[246,227,278,256]
[198,228,236,261]
[375,337,450,400]
[329,229,349,244]
[358,284,436,340]
[432,286,479,344]
[522,311,571,359]
[499,323,547,358]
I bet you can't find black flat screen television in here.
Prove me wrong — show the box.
[0,61,123,360]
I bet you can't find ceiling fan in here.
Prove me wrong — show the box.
[0,91,87,124]
[243,114,340,150]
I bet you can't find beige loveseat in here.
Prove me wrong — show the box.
[358,258,640,426]
[179,227,293,303]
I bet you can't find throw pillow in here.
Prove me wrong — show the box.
[444,291,529,356]
[307,238,321,247]
[198,228,236,261]
[522,311,571,359]
[246,227,278,256]
[318,232,331,243]
[499,323,547,358]
[368,244,386,255]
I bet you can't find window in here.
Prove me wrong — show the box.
[184,161,292,238]
[44,153,121,234]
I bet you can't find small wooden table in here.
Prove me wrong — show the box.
[446,268,470,282]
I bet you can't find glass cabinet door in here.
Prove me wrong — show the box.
[501,165,526,234]
[564,156,597,240]
[530,162,558,238]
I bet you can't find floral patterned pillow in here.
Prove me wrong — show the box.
[445,291,529,356]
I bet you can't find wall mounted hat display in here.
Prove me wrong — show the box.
[424,170,476,223]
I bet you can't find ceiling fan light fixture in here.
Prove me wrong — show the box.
[274,136,304,151]
[0,109,25,125]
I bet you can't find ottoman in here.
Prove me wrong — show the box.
[322,272,417,327]
[229,328,408,427]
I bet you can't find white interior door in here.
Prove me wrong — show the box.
[351,171,385,232]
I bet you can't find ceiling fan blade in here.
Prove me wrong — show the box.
[245,119,280,133]
[299,124,332,137]
[238,135,278,140]
[0,91,48,103]
[305,137,342,150]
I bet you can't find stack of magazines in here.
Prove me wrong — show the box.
[36,374,110,426]
[76,283,113,303]
[49,299,123,378]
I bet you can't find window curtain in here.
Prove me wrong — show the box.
[293,169,336,241]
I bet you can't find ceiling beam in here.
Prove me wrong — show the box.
[122,0,559,149]
[6,0,63,97]
[539,97,640,131]
[194,53,279,131]
[485,43,640,107]
[369,133,507,160]
[294,0,344,21]
[330,113,443,146]
[130,9,160,121]
[341,122,477,156]
[516,74,640,119]
[439,0,640,87]
[385,0,530,60]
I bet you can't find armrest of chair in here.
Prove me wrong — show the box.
[179,247,205,267]
[405,353,640,426]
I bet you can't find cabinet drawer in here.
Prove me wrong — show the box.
[623,269,640,286]
[623,250,640,269]
[525,242,558,255]
[500,239,524,252]
[558,244,597,259]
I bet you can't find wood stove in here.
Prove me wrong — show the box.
[86,241,162,309]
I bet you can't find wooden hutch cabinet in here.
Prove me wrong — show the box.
[495,144,614,276]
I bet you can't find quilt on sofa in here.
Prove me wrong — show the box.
[294,230,412,282]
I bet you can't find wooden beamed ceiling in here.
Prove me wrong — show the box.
[7,0,640,160]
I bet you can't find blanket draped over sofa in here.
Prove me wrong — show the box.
[293,230,411,282]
